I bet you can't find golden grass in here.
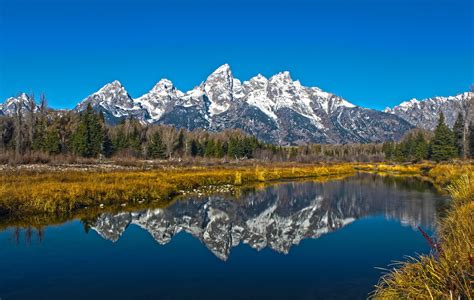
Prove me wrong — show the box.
[0,164,356,215]
[372,165,474,299]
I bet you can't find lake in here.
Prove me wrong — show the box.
[0,173,448,299]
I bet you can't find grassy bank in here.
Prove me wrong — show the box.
[0,164,356,215]
[372,164,474,299]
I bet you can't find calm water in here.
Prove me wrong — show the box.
[0,174,448,300]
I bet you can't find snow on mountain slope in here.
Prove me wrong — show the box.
[135,79,184,122]
[385,92,472,130]
[0,93,38,116]
[74,80,149,124]
[7,64,464,144]
[202,63,239,117]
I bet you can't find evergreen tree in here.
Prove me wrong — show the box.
[204,139,216,157]
[413,131,429,162]
[32,114,47,152]
[382,141,395,160]
[0,118,14,150]
[113,126,128,152]
[147,131,166,159]
[190,139,202,156]
[44,125,61,155]
[214,140,224,158]
[393,142,406,162]
[227,138,238,158]
[430,112,457,162]
[452,113,464,157]
[71,104,105,157]
[102,130,114,157]
[173,129,185,155]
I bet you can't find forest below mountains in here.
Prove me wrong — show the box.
[1,94,473,165]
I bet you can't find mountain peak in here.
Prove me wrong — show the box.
[386,92,471,130]
[212,63,231,74]
[250,73,268,83]
[151,79,175,92]
[5,92,30,104]
[0,93,37,115]
[271,71,292,81]
[98,80,125,92]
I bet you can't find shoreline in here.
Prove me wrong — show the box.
[1,162,470,218]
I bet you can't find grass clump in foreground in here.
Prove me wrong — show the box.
[0,164,355,215]
[372,168,474,299]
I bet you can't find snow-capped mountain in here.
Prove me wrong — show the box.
[74,80,149,124]
[69,64,412,144]
[135,79,184,122]
[4,64,469,144]
[0,93,38,116]
[385,92,473,130]
[90,174,441,261]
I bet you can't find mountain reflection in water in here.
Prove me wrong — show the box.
[89,174,444,261]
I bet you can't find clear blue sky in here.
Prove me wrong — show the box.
[0,0,472,110]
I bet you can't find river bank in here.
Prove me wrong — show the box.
[372,163,473,299]
[2,162,471,216]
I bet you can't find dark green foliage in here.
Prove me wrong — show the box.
[102,130,114,157]
[430,112,457,162]
[32,115,47,152]
[389,130,429,162]
[147,131,166,159]
[382,141,395,160]
[204,139,216,157]
[452,113,464,157]
[173,129,185,155]
[71,104,105,157]
[413,131,429,162]
[2,97,439,163]
[190,139,202,156]
[226,136,259,159]
[0,118,14,150]
[43,124,61,155]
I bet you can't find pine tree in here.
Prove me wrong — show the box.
[0,118,14,150]
[227,138,238,158]
[204,139,216,157]
[32,115,47,152]
[215,140,224,158]
[71,104,105,157]
[173,129,185,156]
[413,131,429,162]
[102,130,114,157]
[430,112,458,162]
[452,113,464,157]
[44,125,61,155]
[393,142,406,162]
[147,131,166,159]
[382,141,395,160]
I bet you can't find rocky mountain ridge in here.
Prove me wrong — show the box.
[2,64,470,144]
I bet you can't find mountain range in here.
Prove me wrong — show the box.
[1,64,471,145]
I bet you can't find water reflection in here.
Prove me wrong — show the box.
[89,174,445,260]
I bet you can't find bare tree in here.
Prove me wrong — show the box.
[14,95,23,160]
[27,93,36,151]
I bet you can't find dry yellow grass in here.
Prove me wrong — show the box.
[0,164,356,215]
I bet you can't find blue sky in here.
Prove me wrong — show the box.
[0,0,472,110]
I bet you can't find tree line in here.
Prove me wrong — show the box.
[1,94,473,164]
[382,112,474,162]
